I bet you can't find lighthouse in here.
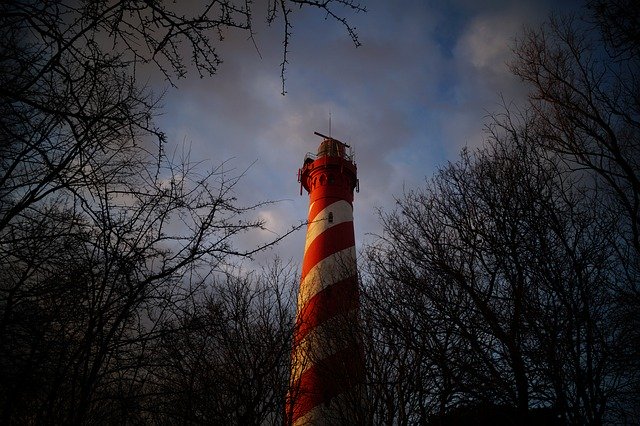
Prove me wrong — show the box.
[286,133,364,425]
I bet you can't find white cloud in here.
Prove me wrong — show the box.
[457,14,519,75]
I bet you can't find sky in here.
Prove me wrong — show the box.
[155,0,584,269]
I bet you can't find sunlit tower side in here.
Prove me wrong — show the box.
[286,133,363,425]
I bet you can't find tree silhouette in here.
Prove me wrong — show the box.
[0,1,363,423]
[365,109,631,424]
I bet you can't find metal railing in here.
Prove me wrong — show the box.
[303,146,355,163]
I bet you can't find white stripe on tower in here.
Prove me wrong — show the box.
[304,200,353,251]
[297,246,356,307]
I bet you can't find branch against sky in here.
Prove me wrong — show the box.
[1,1,364,90]
[268,0,366,94]
[0,1,364,422]
[512,3,640,256]
[364,106,627,423]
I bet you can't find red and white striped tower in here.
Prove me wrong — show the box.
[286,133,363,425]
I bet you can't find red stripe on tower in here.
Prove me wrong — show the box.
[286,133,363,425]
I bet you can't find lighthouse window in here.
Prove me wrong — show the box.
[328,212,334,223]
[328,174,335,184]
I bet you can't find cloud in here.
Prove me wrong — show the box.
[457,14,519,75]
[149,0,583,275]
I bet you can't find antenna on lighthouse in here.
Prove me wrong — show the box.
[329,112,332,137]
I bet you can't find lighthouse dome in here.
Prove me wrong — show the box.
[317,139,346,159]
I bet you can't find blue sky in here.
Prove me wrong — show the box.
[154,0,583,267]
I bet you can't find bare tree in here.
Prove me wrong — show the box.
[511,5,640,421]
[0,152,292,423]
[0,1,365,423]
[0,0,365,234]
[364,107,630,424]
[145,260,297,425]
[358,3,638,425]
[511,1,639,266]
[364,228,462,425]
